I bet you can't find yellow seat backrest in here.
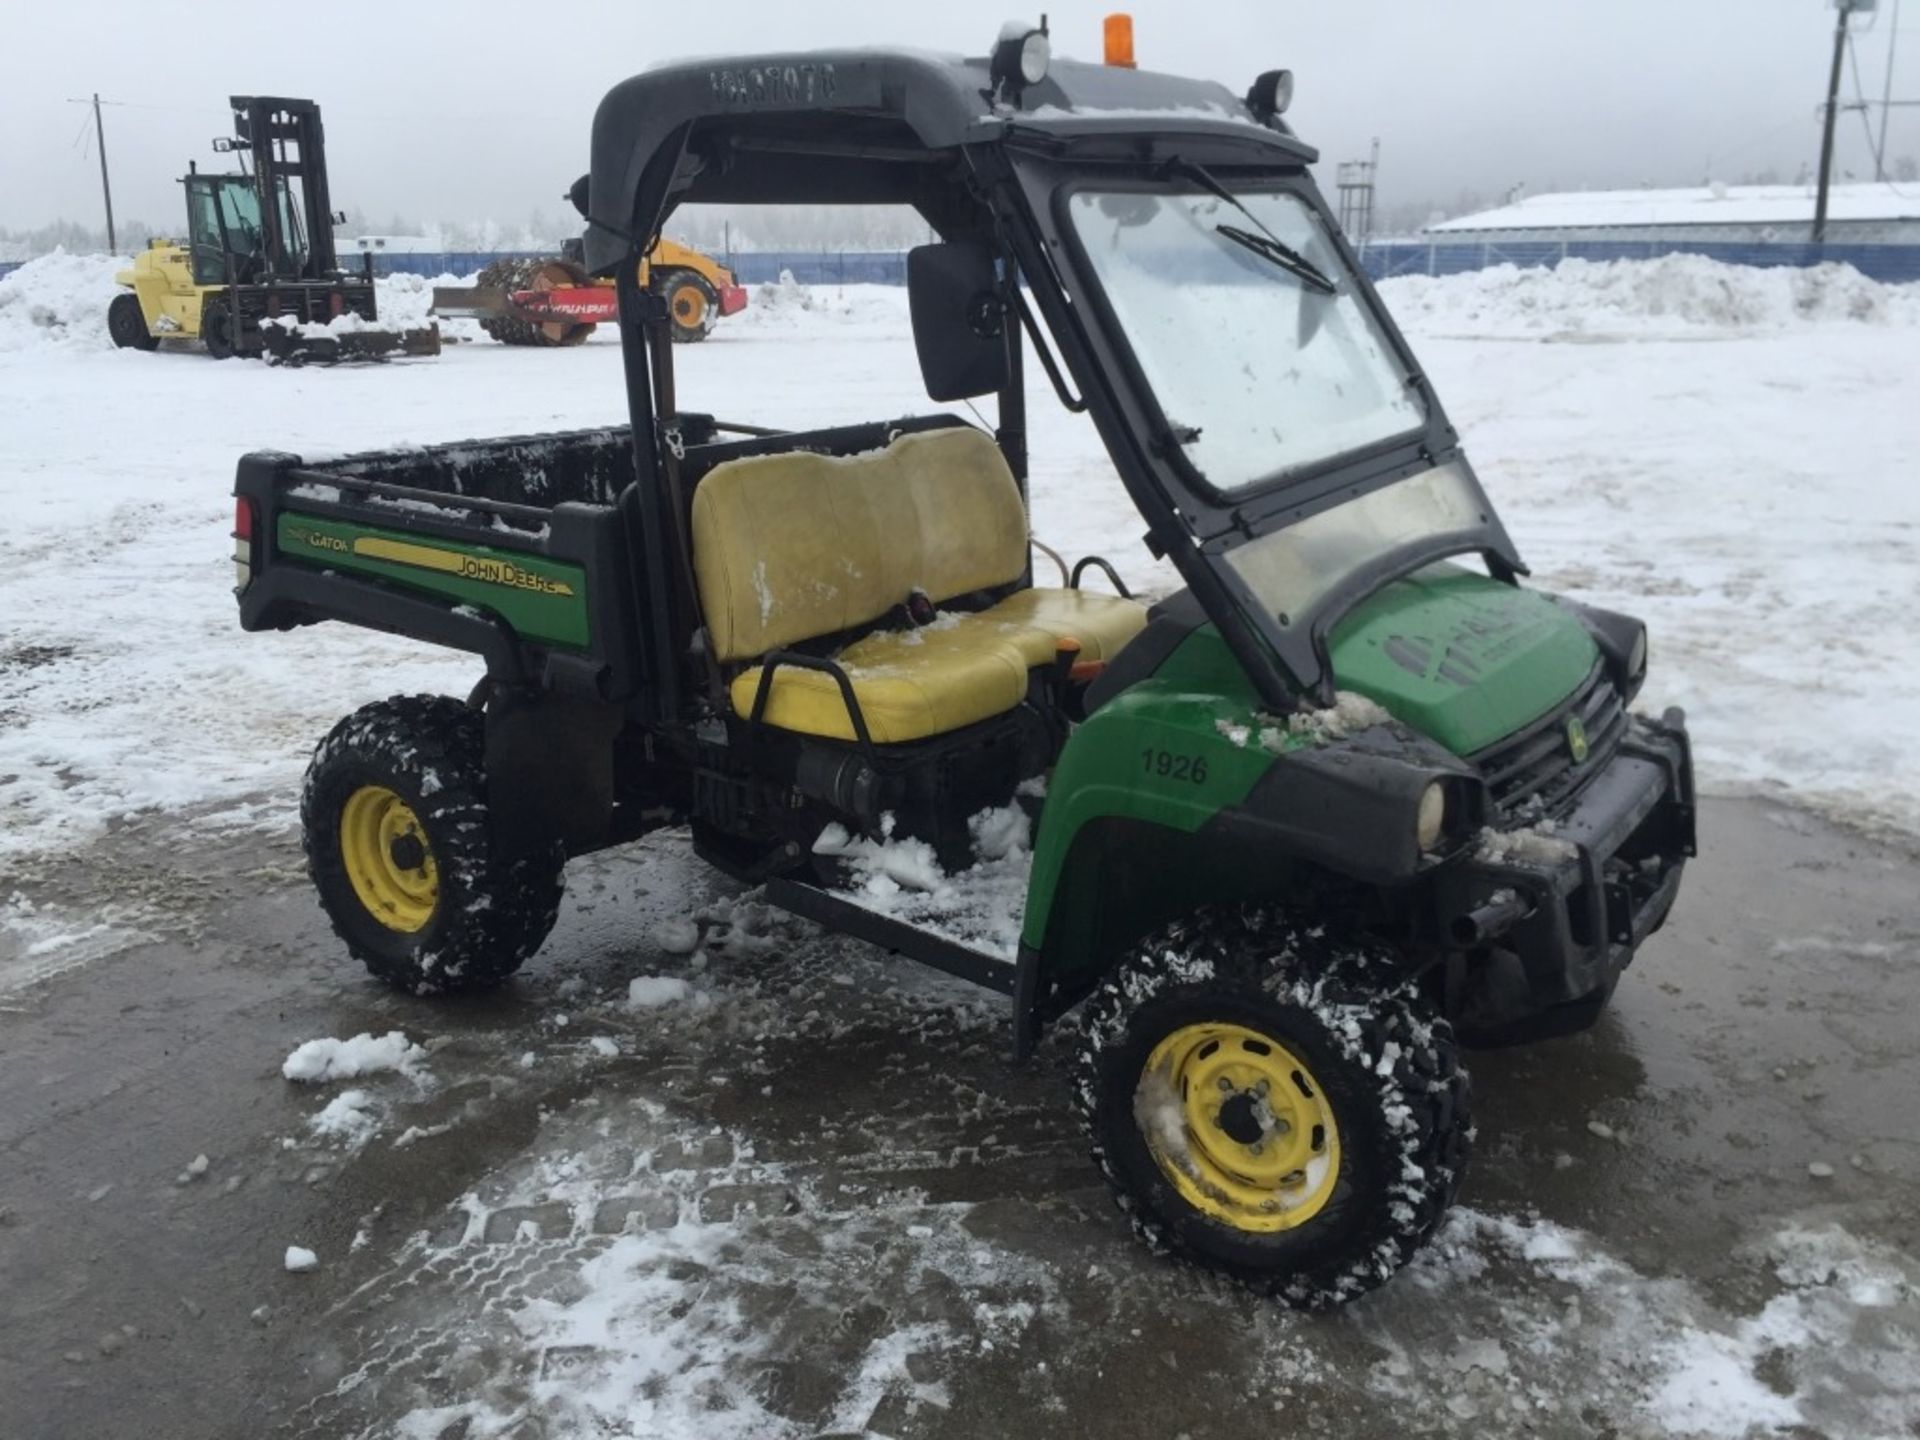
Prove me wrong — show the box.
[690,427,1028,663]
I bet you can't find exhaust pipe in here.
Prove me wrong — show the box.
[1451,890,1534,947]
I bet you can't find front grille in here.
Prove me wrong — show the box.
[1471,662,1626,819]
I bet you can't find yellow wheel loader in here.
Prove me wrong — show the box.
[109,96,438,363]
[431,237,747,347]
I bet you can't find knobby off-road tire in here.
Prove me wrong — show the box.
[1075,904,1472,1308]
[108,293,158,351]
[656,268,719,343]
[302,695,564,994]
[475,257,594,347]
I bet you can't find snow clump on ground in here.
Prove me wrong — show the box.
[282,1031,426,1083]
[627,975,697,1009]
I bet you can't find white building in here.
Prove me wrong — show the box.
[1425,183,1920,246]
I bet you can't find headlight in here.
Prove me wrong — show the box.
[1416,781,1447,852]
[1627,628,1648,687]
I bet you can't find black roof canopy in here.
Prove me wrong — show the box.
[582,47,1316,272]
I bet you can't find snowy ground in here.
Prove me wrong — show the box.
[3,251,1917,903]
[3,252,1920,1437]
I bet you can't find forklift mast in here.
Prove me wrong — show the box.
[228,96,341,278]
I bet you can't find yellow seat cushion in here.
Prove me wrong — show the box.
[728,590,1149,744]
[982,587,1150,665]
[690,427,1029,663]
[693,425,1149,744]
[731,621,1034,744]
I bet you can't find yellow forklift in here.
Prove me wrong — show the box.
[108,96,438,363]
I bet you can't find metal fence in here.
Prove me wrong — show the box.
[332,249,911,285]
[1353,238,1920,285]
[9,240,1919,288]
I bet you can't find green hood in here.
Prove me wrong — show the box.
[1327,563,1596,755]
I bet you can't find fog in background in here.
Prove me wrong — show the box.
[4,0,1914,253]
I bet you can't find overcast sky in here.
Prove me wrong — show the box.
[5,0,1913,234]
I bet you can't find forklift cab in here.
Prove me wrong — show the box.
[183,172,308,285]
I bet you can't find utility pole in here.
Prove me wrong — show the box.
[90,93,115,252]
[67,93,118,252]
[1815,0,1873,244]
[1875,0,1902,180]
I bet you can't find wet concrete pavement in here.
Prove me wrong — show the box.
[1,796,1916,1439]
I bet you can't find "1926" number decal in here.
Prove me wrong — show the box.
[1142,748,1209,784]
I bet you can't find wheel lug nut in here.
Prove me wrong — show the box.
[1249,1142,1264,1156]
[1255,1079,1270,1097]
[1217,1077,1233,1092]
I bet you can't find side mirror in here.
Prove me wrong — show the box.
[907,242,1009,403]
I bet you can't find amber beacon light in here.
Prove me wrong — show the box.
[1104,13,1136,67]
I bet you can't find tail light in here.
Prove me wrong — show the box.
[233,496,258,592]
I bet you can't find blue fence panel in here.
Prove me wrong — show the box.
[345,249,913,285]
[10,242,1920,289]
[1357,238,1920,285]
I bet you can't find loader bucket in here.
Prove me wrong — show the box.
[430,284,508,320]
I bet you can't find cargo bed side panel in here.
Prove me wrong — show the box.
[276,512,590,649]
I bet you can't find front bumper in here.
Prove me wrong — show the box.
[1446,706,1696,1013]
[717,283,749,317]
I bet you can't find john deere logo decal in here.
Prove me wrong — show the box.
[352,536,576,597]
[1565,715,1591,764]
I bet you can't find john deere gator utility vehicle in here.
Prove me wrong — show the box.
[233,20,1695,1306]
[110,96,438,363]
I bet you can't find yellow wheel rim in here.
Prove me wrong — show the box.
[670,284,709,329]
[1136,1022,1341,1233]
[339,785,439,934]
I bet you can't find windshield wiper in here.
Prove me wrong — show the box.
[1164,156,1338,295]
[1214,223,1337,295]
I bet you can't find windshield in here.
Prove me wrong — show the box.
[1067,186,1426,494]
[1223,462,1491,630]
[215,178,267,254]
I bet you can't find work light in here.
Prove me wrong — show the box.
[992,20,1052,94]
[1246,69,1294,119]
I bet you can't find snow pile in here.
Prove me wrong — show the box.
[812,805,1034,961]
[1379,255,1920,338]
[282,1031,425,1083]
[0,251,124,352]
[732,273,904,334]
[374,270,486,343]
